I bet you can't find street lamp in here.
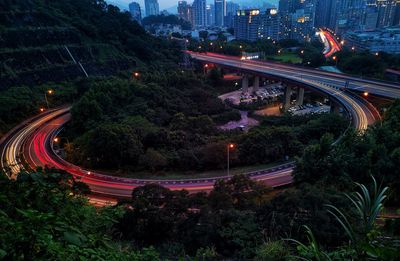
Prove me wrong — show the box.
[332,55,338,66]
[227,143,235,177]
[53,136,71,144]
[40,107,45,113]
[203,64,209,74]
[363,91,369,97]
[133,72,140,78]
[45,89,53,109]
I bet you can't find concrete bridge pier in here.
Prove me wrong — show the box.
[284,85,292,111]
[253,76,260,93]
[296,87,305,106]
[242,75,249,93]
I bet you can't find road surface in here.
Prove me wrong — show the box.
[1,109,295,198]
[2,53,398,199]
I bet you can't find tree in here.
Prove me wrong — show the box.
[139,148,168,172]
[294,133,351,186]
[0,170,159,260]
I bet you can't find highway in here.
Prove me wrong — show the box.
[189,52,390,130]
[319,29,341,57]
[2,52,398,200]
[0,109,295,198]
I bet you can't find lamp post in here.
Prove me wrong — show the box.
[203,64,209,75]
[227,143,235,177]
[45,89,53,109]
[53,136,71,151]
[332,55,338,66]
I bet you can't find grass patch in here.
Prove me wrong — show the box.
[267,53,302,64]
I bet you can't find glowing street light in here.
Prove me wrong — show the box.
[227,143,235,177]
[53,137,59,143]
[133,72,140,78]
[300,50,304,54]
[40,107,45,113]
[363,92,369,97]
[332,55,338,66]
[203,64,209,74]
[44,89,54,109]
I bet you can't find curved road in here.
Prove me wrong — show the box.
[2,53,397,199]
[1,109,295,198]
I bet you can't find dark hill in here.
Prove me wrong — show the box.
[0,0,180,89]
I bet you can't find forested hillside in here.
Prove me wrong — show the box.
[0,0,181,136]
[0,0,180,89]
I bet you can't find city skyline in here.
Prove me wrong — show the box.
[109,0,279,11]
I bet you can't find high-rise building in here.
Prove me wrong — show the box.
[215,0,226,26]
[225,1,240,28]
[315,0,335,28]
[234,9,262,41]
[279,0,316,41]
[193,0,207,27]
[178,1,191,21]
[129,2,142,23]
[145,0,159,17]
[206,4,215,26]
[366,0,400,28]
[335,0,366,33]
[259,8,280,40]
[234,8,281,42]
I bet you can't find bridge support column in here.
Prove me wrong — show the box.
[242,75,249,93]
[296,87,304,106]
[253,76,260,93]
[284,85,292,111]
[330,101,341,114]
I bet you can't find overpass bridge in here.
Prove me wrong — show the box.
[189,52,400,130]
[0,52,399,201]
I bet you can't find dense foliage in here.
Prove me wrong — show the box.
[0,170,159,260]
[65,72,347,173]
[142,14,192,30]
[115,176,347,259]
[0,0,180,135]
[295,100,400,202]
[333,49,400,80]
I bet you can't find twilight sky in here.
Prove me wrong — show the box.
[109,0,278,11]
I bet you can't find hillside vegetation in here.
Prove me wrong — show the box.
[0,0,181,136]
[0,0,179,89]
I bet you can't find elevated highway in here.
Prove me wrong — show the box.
[2,52,398,199]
